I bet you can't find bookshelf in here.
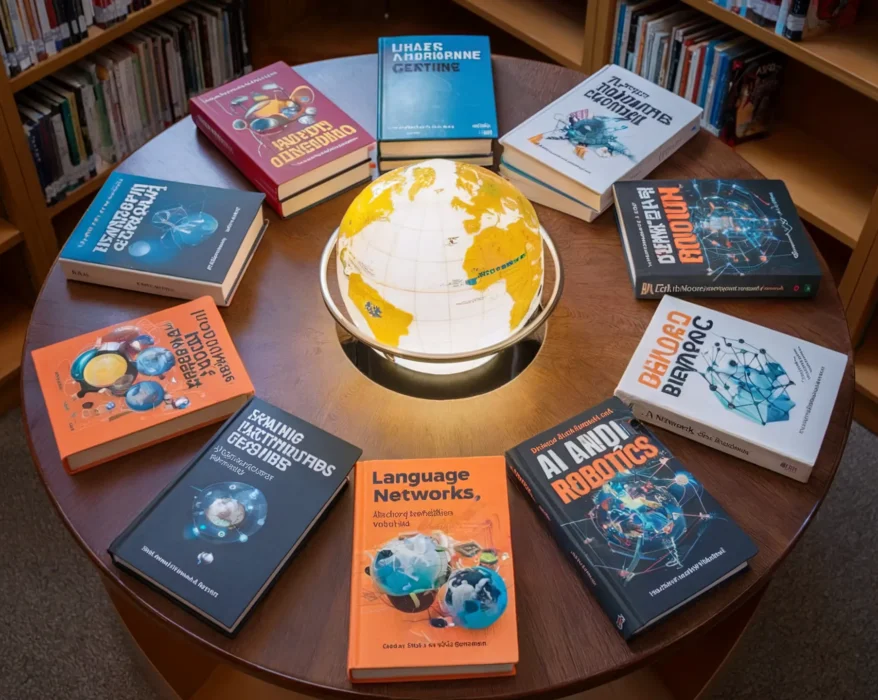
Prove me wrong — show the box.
[458,0,878,430]
[452,0,591,69]
[0,0,202,401]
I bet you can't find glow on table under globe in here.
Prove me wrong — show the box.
[336,158,544,374]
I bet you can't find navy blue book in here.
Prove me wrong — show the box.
[506,397,757,640]
[109,397,362,636]
[613,179,822,299]
[59,173,268,306]
[377,35,498,158]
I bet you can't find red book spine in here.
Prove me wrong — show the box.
[189,101,282,212]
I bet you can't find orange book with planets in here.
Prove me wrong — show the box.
[348,456,518,682]
[31,297,254,474]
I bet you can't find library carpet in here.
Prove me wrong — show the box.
[0,407,875,700]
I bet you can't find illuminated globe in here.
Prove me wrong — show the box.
[336,159,544,374]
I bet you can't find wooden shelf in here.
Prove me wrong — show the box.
[856,316,878,403]
[735,125,878,248]
[0,218,23,255]
[0,299,30,384]
[9,0,190,93]
[47,167,114,218]
[682,0,878,101]
[453,0,585,69]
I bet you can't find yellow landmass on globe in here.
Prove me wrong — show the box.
[346,272,414,346]
[408,166,436,201]
[451,163,543,330]
[339,168,408,239]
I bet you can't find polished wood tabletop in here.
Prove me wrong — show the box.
[21,55,854,699]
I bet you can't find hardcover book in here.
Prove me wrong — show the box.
[500,64,702,212]
[32,297,254,473]
[109,397,362,635]
[506,397,757,640]
[59,172,267,306]
[377,35,497,158]
[499,159,606,223]
[190,60,374,217]
[348,456,517,682]
[615,296,847,482]
[613,179,821,298]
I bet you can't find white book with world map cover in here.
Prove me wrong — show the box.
[500,64,702,212]
[614,296,847,482]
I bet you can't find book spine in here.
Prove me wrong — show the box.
[189,99,280,202]
[348,465,366,676]
[615,390,812,482]
[59,258,226,305]
[505,448,641,639]
[376,37,384,141]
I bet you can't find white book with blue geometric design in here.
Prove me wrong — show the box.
[615,296,847,482]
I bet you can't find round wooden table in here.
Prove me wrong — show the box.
[21,56,854,700]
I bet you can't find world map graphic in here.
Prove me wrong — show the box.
[336,159,545,373]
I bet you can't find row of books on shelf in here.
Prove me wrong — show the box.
[15,0,251,206]
[709,0,862,41]
[2,1,154,76]
[31,289,845,675]
[612,1,784,145]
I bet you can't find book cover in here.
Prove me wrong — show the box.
[348,456,517,682]
[377,35,497,143]
[109,396,362,635]
[59,172,266,305]
[506,397,757,639]
[615,296,848,482]
[613,179,821,298]
[190,60,374,212]
[500,64,702,211]
[32,297,254,472]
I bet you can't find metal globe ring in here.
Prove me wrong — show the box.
[319,225,564,364]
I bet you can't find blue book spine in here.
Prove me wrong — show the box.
[377,35,498,142]
[710,52,733,128]
[612,3,628,66]
[698,43,718,108]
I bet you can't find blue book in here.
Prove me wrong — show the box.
[709,41,756,131]
[59,173,267,306]
[377,35,497,158]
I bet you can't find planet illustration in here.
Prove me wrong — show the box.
[129,240,151,257]
[125,381,166,411]
[440,566,508,629]
[135,347,175,376]
[369,533,451,610]
[191,482,268,543]
[206,498,246,528]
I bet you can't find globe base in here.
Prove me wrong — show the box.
[339,334,543,401]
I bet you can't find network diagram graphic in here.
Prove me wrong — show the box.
[687,180,796,280]
[565,424,724,586]
[126,202,219,263]
[696,335,796,425]
[529,109,634,160]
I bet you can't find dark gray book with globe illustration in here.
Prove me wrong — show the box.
[59,172,268,306]
[505,397,757,640]
[109,397,362,636]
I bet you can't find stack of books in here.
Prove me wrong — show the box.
[15,0,253,207]
[610,1,785,144]
[376,35,497,173]
[192,61,374,217]
[499,64,702,222]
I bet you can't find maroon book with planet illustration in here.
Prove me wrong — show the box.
[190,61,375,217]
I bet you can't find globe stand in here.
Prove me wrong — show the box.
[319,225,564,398]
[337,320,546,400]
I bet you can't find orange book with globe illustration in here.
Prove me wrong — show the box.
[348,456,518,682]
[31,297,254,473]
